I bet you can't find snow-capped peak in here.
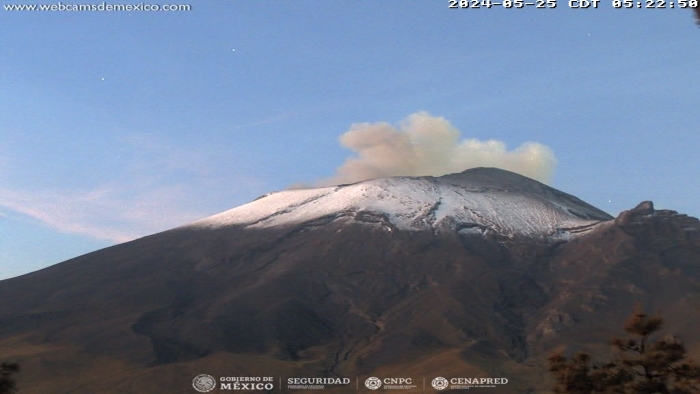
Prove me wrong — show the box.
[189,168,612,239]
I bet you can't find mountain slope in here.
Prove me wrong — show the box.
[0,168,698,394]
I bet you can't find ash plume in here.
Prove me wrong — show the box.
[318,111,558,186]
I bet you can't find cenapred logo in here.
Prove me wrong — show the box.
[365,377,382,390]
[431,377,449,391]
[192,374,217,393]
[431,376,509,390]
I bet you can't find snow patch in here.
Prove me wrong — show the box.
[189,169,612,239]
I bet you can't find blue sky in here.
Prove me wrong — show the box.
[1,0,698,279]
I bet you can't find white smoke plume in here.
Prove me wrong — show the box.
[318,111,557,186]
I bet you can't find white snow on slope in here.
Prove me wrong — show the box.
[190,168,612,239]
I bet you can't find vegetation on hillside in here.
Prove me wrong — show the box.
[548,308,700,393]
[0,363,19,394]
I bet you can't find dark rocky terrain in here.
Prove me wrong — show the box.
[0,168,698,393]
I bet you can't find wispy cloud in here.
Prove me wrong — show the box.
[0,185,198,242]
[0,133,264,243]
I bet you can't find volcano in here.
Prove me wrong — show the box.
[1,167,699,393]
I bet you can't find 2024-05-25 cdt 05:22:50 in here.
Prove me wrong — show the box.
[448,0,698,8]
[448,0,557,8]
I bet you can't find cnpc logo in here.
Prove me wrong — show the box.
[364,377,414,390]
